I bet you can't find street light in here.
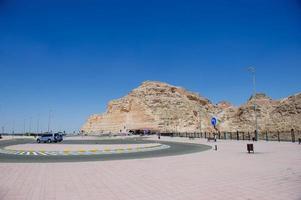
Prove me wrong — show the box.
[29,117,32,134]
[199,106,202,133]
[12,120,15,135]
[248,67,258,141]
[48,109,52,133]
[37,114,40,134]
[23,119,26,134]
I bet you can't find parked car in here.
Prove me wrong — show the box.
[37,133,63,143]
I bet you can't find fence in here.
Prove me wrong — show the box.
[161,129,301,143]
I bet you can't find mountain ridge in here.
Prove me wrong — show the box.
[81,81,301,134]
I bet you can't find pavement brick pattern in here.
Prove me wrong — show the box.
[0,136,300,200]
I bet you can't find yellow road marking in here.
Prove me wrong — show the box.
[63,149,70,154]
[89,149,98,153]
[115,148,124,152]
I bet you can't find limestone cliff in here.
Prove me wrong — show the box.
[81,81,301,134]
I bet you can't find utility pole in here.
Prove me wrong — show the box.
[248,67,258,141]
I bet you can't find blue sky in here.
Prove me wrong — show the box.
[0,0,300,133]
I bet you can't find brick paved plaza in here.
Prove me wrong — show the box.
[0,136,300,200]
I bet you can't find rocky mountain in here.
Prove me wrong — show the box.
[81,81,301,134]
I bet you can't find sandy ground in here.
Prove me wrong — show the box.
[0,136,300,200]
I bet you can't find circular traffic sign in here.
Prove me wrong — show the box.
[211,117,217,127]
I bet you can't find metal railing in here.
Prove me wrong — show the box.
[161,129,301,143]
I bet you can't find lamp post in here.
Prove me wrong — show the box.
[199,106,202,133]
[23,119,26,134]
[10,121,14,139]
[37,114,40,134]
[48,109,52,133]
[248,67,258,141]
[29,117,32,134]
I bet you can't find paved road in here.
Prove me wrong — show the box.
[0,138,211,163]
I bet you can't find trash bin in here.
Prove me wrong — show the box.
[247,144,254,153]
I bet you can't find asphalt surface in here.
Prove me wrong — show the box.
[0,138,211,163]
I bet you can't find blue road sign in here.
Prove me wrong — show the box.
[211,117,217,127]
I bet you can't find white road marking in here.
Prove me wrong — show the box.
[38,152,47,155]
[45,152,57,155]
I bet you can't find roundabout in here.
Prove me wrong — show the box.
[0,137,211,163]
[1,142,170,156]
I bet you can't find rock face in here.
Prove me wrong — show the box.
[81,81,301,134]
[218,93,301,132]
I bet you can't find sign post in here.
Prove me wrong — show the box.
[211,117,217,129]
[211,117,218,142]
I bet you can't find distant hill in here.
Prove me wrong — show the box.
[81,81,301,134]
